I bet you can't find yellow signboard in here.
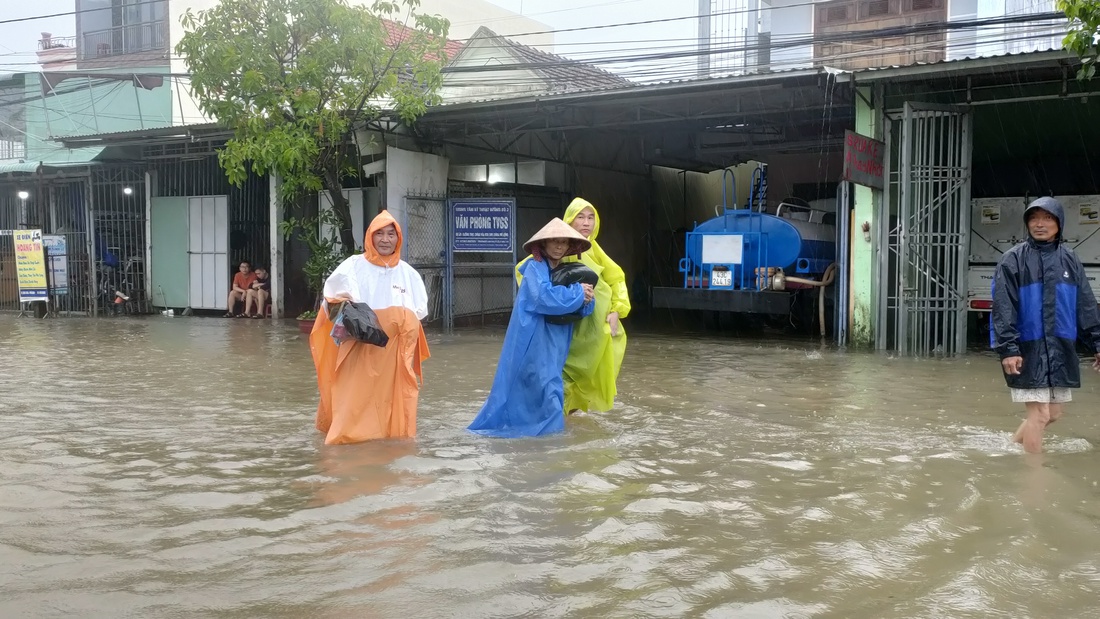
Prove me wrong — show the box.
[14,229,48,303]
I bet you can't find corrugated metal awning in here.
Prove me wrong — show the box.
[55,123,226,149]
[0,160,96,180]
[0,161,41,175]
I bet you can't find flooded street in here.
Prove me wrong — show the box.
[3,315,1100,618]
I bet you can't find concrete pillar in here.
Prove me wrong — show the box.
[269,173,285,319]
[850,86,882,347]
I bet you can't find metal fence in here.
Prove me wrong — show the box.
[81,20,167,60]
[0,178,99,315]
[403,194,447,325]
[92,167,149,315]
[880,104,972,356]
[0,190,33,312]
[47,182,95,315]
[0,163,257,317]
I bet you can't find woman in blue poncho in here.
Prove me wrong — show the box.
[468,218,596,438]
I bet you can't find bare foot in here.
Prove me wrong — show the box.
[1012,419,1027,444]
[1014,417,1059,445]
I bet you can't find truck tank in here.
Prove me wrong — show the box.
[682,209,836,289]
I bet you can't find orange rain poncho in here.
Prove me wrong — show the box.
[309,210,430,445]
[516,198,631,413]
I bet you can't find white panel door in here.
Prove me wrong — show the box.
[187,195,229,310]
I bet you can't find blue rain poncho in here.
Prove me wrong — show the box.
[991,197,1100,389]
[468,257,595,438]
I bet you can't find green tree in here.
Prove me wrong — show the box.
[177,0,449,250]
[1059,0,1100,80]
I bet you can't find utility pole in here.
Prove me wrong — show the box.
[698,0,711,78]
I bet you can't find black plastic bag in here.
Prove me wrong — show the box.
[330,301,389,348]
[546,262,599,325]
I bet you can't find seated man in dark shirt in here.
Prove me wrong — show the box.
[243,266,271,319]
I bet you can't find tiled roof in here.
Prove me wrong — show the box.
[462,26,632,94]
[381,19,464,63]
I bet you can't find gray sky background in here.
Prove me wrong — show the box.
[485,0,699,82]
[0,0,74,73]
[0,0,700,80]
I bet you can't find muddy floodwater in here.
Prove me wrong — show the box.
[3,315,1100,618]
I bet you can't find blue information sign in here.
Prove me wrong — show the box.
[451,200,514,252]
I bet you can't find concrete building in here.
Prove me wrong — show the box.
[698,0,1064,75]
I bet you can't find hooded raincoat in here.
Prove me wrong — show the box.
[991,197,1100,390]
[469,254,595,438]
[515,198,631,413]
[310,211,430,445]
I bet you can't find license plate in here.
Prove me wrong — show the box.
[711,269,732,287]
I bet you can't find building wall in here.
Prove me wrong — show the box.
[419,0,551,46]
[705,0,816,74]
[651,164,757,233]
[439,38,546,104]
[24,69,173,162]
[702,0,757,75]
[770,0,816,71]
[76,0,169,70]
[649,164,758,289]
[813,0,948,70]
[720,0,1061,73]
[762,152,845,207]
[76,0,114,55]
[0,76,26,162]
[384,146,450,225]
[572,167,652,287]
[966,0,1061,60]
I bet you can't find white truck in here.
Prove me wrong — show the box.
[968,195,1100,315]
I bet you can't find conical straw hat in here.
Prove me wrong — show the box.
[523,217,591,255]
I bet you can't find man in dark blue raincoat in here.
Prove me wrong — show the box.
[991,196,1100,454]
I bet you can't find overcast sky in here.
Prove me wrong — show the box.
[0,0,700,80]
[0,0,74,73]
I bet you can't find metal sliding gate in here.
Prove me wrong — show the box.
[881,102,972,356]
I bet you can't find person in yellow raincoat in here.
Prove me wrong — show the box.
[309,211,430,445]
[516,198,631,413]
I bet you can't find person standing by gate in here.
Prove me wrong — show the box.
[991,197,1100,454]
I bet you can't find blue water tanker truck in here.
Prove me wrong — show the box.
[652,169,838,331]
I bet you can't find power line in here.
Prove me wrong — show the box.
[0,14,1069,120]
[447,0,647,28]
[0,28,1067,134]
[0,11,1064,73]
[441,12,1067,73]
[0,0,167,26]
[446,1,826,43]
[0,0,817,45]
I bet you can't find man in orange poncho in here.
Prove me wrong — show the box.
[309,211,430,445]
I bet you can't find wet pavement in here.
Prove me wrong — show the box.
[2,314,1100,618]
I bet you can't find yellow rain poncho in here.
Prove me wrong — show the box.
[516,198,630,412]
